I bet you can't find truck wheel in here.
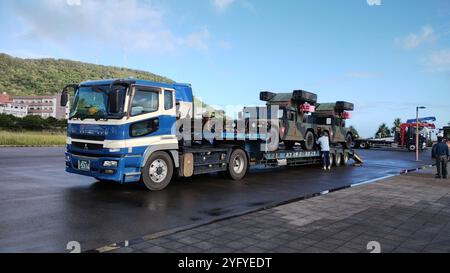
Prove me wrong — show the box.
[408,144,416,152]
[228,149,248,181]
[301,131,315,151]
[360,142,368,149]
[334,153,342,167]
[344,134,353,149]
[142,151,174,191]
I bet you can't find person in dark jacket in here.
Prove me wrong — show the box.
[433,137,449,179]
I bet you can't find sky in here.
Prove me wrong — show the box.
[0,0,449,137]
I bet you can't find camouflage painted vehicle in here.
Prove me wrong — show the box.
[258,90,354,151]
[308,101,354,149]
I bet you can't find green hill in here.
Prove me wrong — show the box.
[0,53,173,96]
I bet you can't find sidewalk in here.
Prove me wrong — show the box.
[108,169,450,253]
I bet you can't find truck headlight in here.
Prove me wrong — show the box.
[103,160,118,167]
[109,148,121,153]
[65,155,70,162]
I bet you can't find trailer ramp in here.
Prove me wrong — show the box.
[349,150,364,165]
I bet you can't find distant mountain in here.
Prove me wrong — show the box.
[0,53,173,96]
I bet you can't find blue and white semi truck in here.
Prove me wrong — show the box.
[62,78,356,191]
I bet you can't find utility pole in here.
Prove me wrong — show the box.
[416,106,426,161]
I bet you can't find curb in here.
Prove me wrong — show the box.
[86,163,436,253]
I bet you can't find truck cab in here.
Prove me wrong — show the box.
[62,79,193,190]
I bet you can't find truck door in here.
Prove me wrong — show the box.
[127,86,178,148]
[284,109,299,141]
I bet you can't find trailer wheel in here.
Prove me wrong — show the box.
[228,149,248,180]
[342,152,349,165]
[334,153,342,167]
[329,152,334,167]
[142,151,174,191]
[359,142,368,149]
[301,130,315,151]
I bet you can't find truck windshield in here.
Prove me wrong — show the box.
[70,85,126,120]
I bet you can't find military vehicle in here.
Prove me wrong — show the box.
[309,101,354,149]
[259,90,354,151]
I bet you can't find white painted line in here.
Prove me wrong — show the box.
[350,174,397,188]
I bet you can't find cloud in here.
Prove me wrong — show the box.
[212,0,237,11]
[395,25,437,50]
[366,0,381,6]
[423,49,450,72]
[10,0,211,54]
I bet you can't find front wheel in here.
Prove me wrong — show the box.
[142,151,174,191]
[301,131,315,151]
[228,149,248,180]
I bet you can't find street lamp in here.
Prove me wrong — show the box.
[416,106,426,161]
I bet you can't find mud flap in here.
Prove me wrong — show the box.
[181,153,194,177]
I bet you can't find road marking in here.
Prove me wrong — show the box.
[350,174,397,188]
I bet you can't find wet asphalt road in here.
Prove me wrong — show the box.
[0,147,433,252]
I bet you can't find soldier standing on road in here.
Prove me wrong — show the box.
[317,131,331,171]
[432,137,449,179]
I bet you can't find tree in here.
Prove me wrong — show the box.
[349,126,360,139]
[375,123,391,138]
[391,118,402,134]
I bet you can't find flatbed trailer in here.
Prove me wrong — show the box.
[178,143,355,177]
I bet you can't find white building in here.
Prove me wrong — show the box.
[0,102,28,118]
[12,94,68,119]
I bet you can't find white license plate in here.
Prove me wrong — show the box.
[78,159,90,171]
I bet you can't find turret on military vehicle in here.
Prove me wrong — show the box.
[260,90,354,150]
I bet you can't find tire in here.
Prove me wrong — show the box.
[408,144,416,152]
[142,151,174,191]
[329,152,334,167]
[344,134,353,149]
[360,142,368,149]
[284,141,296,150]
[264,126,279,151]
[342,152,349,165]
[334,153,342,167]
[228,149,248,181]
[301,130,315,151]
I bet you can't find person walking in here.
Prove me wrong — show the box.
[316,131,331,171]
[433,137,449,179]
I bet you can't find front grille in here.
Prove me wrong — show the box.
[72,141,103,150]
[70,133,105,141]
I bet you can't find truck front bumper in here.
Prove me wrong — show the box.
[65,152,142,183]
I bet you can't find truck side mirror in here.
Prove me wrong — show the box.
[109,88,122,114]
[60,84,77,107]
[60,90,68,107]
